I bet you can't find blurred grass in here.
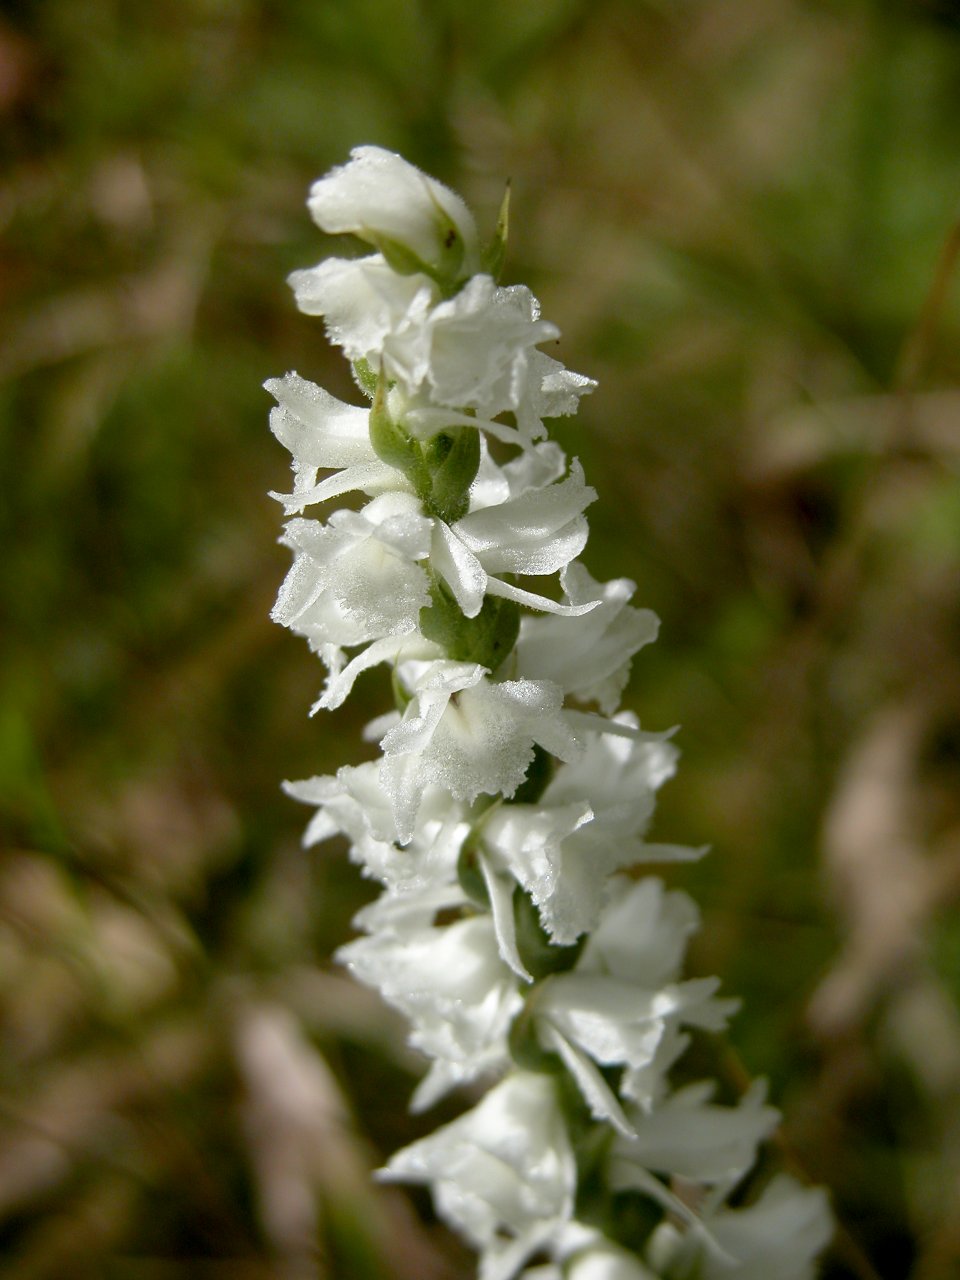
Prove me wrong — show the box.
[2,0,960,1276]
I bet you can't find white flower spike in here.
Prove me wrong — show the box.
[270,146,832,1278]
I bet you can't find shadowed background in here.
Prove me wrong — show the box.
[2,1,960,1277]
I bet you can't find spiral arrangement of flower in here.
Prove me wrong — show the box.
[268,146,832,1280]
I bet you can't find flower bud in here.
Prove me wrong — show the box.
[308,145,479,291]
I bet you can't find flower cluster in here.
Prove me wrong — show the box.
[270,146,832,1280]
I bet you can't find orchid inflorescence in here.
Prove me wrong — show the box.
[268,146,831,1280]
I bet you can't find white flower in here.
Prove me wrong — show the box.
[515,562,660,713]
[425,449,598,620]
[271,493,432,650]
[339,904,521,1110]
[306,145,480,278]
[647,1174,833,1280]
[441,459,596,615]
[519,881,736,1134]
[381,1072,576,1280]
[532,971,688,1135]
[479,723,702,946]
[702,1176,833,1280]
[282,760,470,892]
[375,660,581,842]
[265,371,403,515]
[567,879,737,1116]
[289,254,439,367]
[266,371,377,470]
[384,276,557,420]
[610,1080,780,1193]
[579,877,700,989]
[284,760,396,849]
[392,280,595,447]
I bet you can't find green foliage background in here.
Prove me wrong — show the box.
[3,1,960,1276]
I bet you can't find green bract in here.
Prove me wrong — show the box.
[514,889,585,982]
[368,374,480,523]
[481,182,511,281]
[419,575,520,669]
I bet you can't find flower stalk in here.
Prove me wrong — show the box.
[269,145,832,1280]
